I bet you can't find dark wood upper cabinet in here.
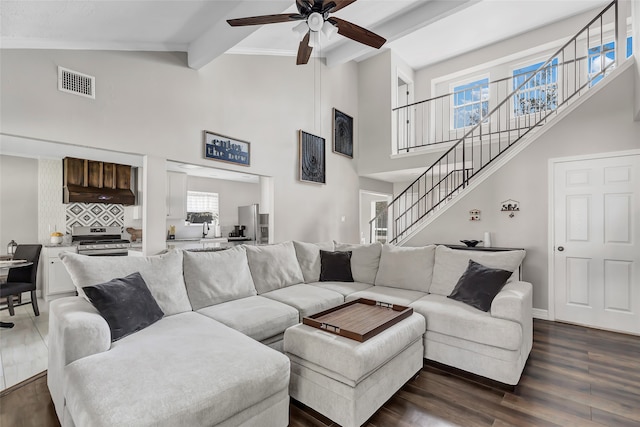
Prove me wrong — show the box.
[116,164,131,189]
[88,161,103,188]
[63,157,136,205]
[103,163,116,189]
[63,157,85,187]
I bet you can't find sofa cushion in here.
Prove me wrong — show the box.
[310,281,373,297]
[374,244,436,292]
[197,296,298,342]
[261,284,344,321]
[319,250,354,282]
[448,260,513,312]
[64,312,290,427]
[293,241,334,283]
[429,246,525,296]
[346,285,426,306]
[83,272,164,342]
[183,246,257,310]
[410,294,522,350]
[60,250,192,316]
[245,242,304,294]
[334,241,382,285]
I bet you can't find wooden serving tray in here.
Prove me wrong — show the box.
[302,298,413,342]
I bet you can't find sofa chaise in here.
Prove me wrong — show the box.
[48,241,532,427]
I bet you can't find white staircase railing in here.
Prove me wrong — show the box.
[372,0,621,244]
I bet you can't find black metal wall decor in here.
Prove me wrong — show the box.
[333,108,353,158]
[299,130,326,184]
[203,130,250,166]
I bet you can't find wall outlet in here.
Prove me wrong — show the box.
[469,209,481,221]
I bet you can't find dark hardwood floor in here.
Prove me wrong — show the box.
[2,320,638,427]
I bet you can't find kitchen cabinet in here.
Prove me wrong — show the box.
[166,171,187,220]
[43,246,77,302]
[63,157,135,205]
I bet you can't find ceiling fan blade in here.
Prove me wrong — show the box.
[227,14,303,27]
[324,0,357,13]
[296,32,313,65]
[328,17,386,49]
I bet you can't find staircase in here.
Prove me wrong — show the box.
[371,0,623,245]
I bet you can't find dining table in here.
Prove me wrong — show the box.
[0,259,34,328]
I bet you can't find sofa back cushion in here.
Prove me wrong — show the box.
[429,245,526,296]
[374,244,436,292]
[334,241,382,285]
[245,241,304,294]
[60,250,192,316]
[183,246,257,310]
[293,241,335,283]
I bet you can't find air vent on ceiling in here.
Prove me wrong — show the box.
[58,66,95,99]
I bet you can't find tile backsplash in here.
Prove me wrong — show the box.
[65,203,124,233]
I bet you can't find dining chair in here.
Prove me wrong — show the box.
[1,244,43,316]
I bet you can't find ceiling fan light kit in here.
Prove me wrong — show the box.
[227,0,386,65]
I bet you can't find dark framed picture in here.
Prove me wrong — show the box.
[332,108,353,158]
[299,130,326,184]
[203,131,250,166]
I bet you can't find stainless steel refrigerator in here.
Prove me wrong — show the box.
[238,204,269,244]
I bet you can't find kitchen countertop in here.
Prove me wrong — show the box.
[167,237,228,243]
[44,243,77,248]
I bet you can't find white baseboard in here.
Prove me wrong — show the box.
[532,308,549,320]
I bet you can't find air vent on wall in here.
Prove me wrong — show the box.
[58,66,95,99]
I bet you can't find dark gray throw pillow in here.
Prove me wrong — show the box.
[447,259,513,312]
[83,272,164,342]
[319,250,354,282]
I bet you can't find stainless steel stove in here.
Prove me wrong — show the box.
[72,226,131,256]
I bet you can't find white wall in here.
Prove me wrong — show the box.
[356,6,626,179]
[405,64,640,310]
[634,0,640,119]
[0,50,361,246]
[0,155,39,254]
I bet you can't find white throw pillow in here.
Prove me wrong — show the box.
[293,241,335,283]
[374,244,436,292]
[334,241,382,285]
[183,246,257,310]
[429,245,526,296]
[245,241,304,294]
[60,250,192,316]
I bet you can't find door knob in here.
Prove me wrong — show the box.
[557,246,564,252]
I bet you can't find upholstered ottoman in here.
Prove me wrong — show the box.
[284,313,425,427]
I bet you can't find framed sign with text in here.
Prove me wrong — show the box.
[203,131,250,166]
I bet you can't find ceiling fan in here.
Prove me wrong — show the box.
[227,0,386,65]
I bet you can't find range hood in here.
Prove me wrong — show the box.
[63,157,137,205]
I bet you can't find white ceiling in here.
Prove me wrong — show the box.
[1,0,608,70]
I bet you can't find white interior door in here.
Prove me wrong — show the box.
[552,152,640,335]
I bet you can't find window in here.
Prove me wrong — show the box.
[588,41,615,86]
[372,201,388,244]
[452,78,489,129]
[588,36,633,87]
[186,191,219,224]
[512,59,558,117]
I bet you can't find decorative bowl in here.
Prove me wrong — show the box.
[460,239,482,247]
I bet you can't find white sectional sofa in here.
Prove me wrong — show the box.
[49,240,532,427]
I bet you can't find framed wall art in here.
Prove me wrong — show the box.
[332,108,353,158]
[299,130,326,184]
[203,130,250,166]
